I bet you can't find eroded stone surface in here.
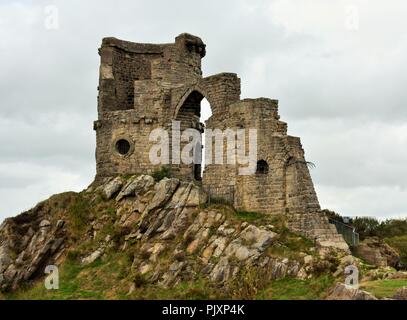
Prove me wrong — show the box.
[327,283,378,300]
[355,237,400,268]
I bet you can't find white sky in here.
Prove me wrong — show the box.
[0,0,406,221]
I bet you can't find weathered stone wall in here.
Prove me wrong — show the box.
[98,38,165,114]
[95,111,164,177]
[95,34,207,180]
[201,98,319,215]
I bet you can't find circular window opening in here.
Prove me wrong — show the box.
[115,139,131,155]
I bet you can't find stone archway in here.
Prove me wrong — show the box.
[173,86,215,120]
[172,88,214,181]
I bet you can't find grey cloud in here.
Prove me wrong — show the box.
[292,119,407,189]
[0,0,406,221]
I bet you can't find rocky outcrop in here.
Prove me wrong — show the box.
[0,175,350,294]
[117,177,303,287]
[355,237,400,268]
[361,267,407,282]
[101,177,124,200]
[327,283,378,300]
[0,194,71,291]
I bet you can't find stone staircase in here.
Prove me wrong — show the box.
[287,211,350,252]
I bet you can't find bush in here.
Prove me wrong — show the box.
[352,217,381,240]
[385,235,407,268]
[152,166,172,182]
[348,217,407,240]
[133,273,148,288]
[324,209,407,241]
[378,219,407,238]
[66,249,80,262]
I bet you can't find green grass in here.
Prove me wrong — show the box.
[257,276,335,300]
[127,279,221,300]
[360,279,407,299]
[121,174,137,181]
[6,260,101,300]
[5,251,132,300]
[67,194,91,236]
[267,229,315,260]
[235,210,263,222]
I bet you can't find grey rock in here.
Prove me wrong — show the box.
[116,175,155,201]
[0,245,12,273]
[327,283,378,300]
[39,220,51,228]
[355,237,400,268]
[239,225,277,251]
[102,177,124,199]
[82,249,103,265]
[145,178,180,213]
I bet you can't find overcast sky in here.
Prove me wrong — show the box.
[1,0,406,222]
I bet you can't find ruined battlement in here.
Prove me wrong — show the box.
[94,33,319,216]
[98,34,206,115]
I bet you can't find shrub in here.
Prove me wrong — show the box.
[378,219,407,238]
[133,273,148,288]
[152,166,172,182]
[351,217,381,240]
[385,235,407,268]
[324,211,407,241]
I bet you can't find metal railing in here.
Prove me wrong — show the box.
[204,185,235,206]
[328,218,360,247]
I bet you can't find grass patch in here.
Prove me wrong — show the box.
[121,174,137,181]
[67,194,91,237]
[126,279,221,300]
[200,204,276,227]
[257,276,335,300]
[152,166,172,182]
[5,251,133,300]
[360,279,407,299]
[268,228,315,259]
[235,210,263,222]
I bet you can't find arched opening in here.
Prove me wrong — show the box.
[175,91,203,123]
[200,98,212,178]
[256,160,269,174]
[175,90,212,181]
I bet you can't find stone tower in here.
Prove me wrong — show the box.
[93,33,349,250]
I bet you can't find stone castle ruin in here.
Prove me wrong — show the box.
[93,33,348,250]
